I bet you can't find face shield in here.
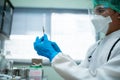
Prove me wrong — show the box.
[88,6,111,34]
[89,0,120,40]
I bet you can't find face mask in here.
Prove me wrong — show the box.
[91,15,112,34]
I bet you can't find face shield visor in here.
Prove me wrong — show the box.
[88,6,112,35]
[88,0,114,38]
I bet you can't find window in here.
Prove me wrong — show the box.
[51,13,95,60]
[4,9,51,60]
[4,9,96,61]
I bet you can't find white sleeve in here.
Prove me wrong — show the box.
[51,52,120,80]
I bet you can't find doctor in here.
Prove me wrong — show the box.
[34,0,120,80]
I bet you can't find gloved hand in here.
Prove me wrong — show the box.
[34,34,61,61]
[51,42,61,53]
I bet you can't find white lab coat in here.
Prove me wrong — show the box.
[51,30,120,80]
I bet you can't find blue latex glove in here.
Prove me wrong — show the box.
[51,42,61,53]
[34,34,61,61]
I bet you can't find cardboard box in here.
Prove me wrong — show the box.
[32,59,42,65]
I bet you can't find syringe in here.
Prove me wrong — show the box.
[42,26,45,35]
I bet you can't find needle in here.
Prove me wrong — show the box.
[42,26,45,34]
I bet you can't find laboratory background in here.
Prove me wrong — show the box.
[0,0,101,80]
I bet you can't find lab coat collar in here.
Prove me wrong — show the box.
[106,29,120,38]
